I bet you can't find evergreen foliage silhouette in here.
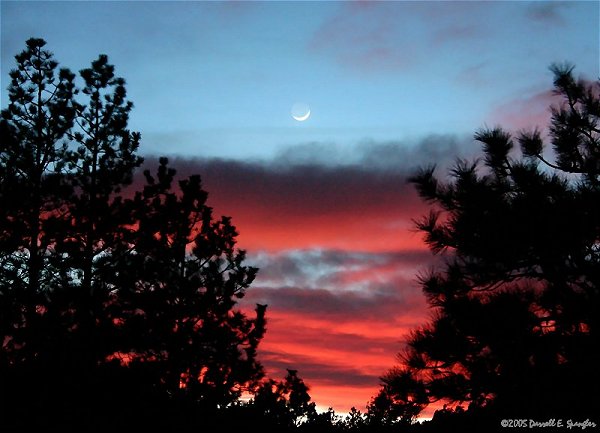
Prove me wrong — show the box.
[372,64,600,426]
[251,369,318,429]
[0,38,265,432]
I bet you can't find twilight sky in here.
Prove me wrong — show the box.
[2,0,598,414]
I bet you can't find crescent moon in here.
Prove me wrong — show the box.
[292,109,311,122]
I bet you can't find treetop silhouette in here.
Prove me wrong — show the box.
[371,63,599,425]
[1,38,266,431]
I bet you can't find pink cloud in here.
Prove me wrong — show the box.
[487,88,560,133]
[308,3,419,73]
[489,75,600,135]
[308,2,488,74]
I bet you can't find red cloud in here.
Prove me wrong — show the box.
[236,247,435,413]
[157,158,430,252]
[251,307,428,413]
[130,145,465,414]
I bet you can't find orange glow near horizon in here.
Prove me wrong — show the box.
[242,301,431,414]
[231,213,427,253]
[125,160,437,416]
[217,184,435,414]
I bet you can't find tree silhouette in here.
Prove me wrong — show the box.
[0,38,76,364]
[1,38,265,431]
[61,53,143,348]
[373,64,600,424]
[110,157,263,410]
[249,369,317,430]
[0,41,84,430]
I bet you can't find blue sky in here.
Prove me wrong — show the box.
[2,1,598,160]
[2,0,599,414]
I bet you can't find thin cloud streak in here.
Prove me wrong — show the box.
[250,249,435,290]
[308,2,492,75]
[524,1,572,26]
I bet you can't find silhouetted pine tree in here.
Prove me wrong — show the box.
[63,52,143,346]
[109,157,263,410]
[249,369,317,430]
[0,38,266,432]
[38,51,145,402]
[373,64,600,426]
[0,38,76,360]
[0,41,79,429]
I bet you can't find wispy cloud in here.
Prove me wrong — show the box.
[524,1,571,26]
[487,88,561,133]
[308,2,490,75]
[250,249,434,292]
[307,2,421,73]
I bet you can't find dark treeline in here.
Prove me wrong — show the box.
[1,39,598,432]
